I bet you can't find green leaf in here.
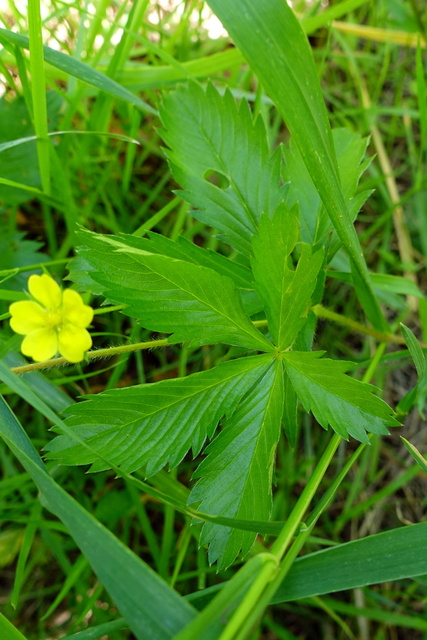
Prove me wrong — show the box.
[188,522,427,609]
[205,0,387,330]
[328,271,427,301]
[401,438,427,473]
[397,324,427,417]
[189,359,284,569]
[174,554,276,640]
[282,351,399,442]
[159,82,286,255]
[251,205,324,349]
[401,324,426,380]
[61,619,129,640]
[73,229,272,351]
[0,612,29,640]
[273,521,427,603]
[46,355,273,476]
[0,396,195,640]
[0,29,156,115]
[108,231,254,290]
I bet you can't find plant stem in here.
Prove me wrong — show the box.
[28,0,50,194]
[221,343,386,640]
[311,304,410,345]
[218,433,341,640]
[10,338,170,374]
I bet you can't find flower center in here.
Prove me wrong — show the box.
[44,309,63,329]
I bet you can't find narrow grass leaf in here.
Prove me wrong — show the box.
[61,619,129,640]
[401,437,427,473]
[174,554,277,640]
[301,0,371,35]
[329,271,426,300]
[416,41,427,160]
[0,130,139,153]
[398,324,427,416]
[122,48,244,90]
[0,29,156,115]
[0,178,43,195]
[188,522,427,608]
[28,0,50,193]
[310,596,427,631]
[0,397,196,639]
[400,324,427,379]
[273,521,427,602]
[0,612,29,640]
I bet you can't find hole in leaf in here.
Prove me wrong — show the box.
[203,169,230,190]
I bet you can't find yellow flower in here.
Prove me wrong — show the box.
[9,274,93,363]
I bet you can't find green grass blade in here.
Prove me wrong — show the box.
[121,48,244,90]
[28,0,50,194]
[273,521,427,602]
[416,41,427,162]
[400,323,427,379]
[0,396,196,640]
[0,131,139,153]
[188,522,427,608]
[0,29,157,115]
[310,597,427,631]
[401,437,427,473]
[302,0,371,34]
[206,0,387,330]
[0,177,44,195]
[0,612,29,640]
[61,619,129,639]
[175,554,277,640]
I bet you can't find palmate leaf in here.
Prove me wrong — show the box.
[159,82,286,255]
[206,0,388,332]
[189,359,284,569]
[46,354,273,476]
[71,229,272,351]
[251,205,324,350]
[283,352,400,442]
[69,230,253,294]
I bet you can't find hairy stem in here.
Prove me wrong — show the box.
[10,304,415,375]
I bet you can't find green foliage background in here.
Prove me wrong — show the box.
[0,1,426,639]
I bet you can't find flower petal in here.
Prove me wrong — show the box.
[21,328,58,362]
[62,289,93,327]
[9,301,46,335]
[28,274,62,309]
[58,325,92,363]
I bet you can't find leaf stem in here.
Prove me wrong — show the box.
[10,338,170,374]
[218,343,386,639]
[28,0,50,194]
[218,433,341,640]
[311,304,412,346]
